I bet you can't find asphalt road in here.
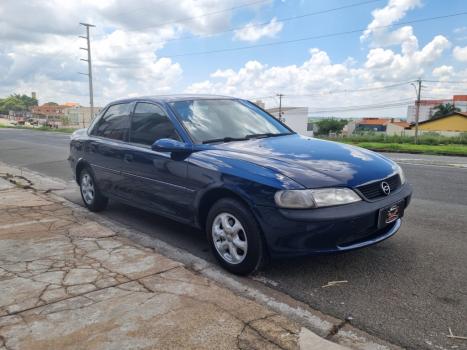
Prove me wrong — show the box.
[1,128,466,350]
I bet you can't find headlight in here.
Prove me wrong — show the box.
[274,188,361,209]
[394,163,406,184]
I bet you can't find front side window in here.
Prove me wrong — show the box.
[170,99,291,144]
[130,103,180,146]
[91,103,130,141]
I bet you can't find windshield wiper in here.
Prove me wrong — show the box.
[245,132,294,139]
[203,132,294,144]
[202,136,248,144]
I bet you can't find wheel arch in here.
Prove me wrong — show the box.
[75,158,91,184]
[196,187,254,231]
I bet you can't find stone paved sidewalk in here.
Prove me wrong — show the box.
[0,181,347,350]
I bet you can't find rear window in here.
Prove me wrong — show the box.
[91,103,130,141]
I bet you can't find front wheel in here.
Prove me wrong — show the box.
[206,198,266,275]
[79,168,108,212]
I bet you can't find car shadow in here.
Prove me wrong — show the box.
[103,199,416,284]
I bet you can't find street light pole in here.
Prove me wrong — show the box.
[79,22,95,128]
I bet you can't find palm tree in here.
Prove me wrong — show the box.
[432,103,460,118]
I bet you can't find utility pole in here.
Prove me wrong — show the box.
[79,22,95,128]
[413,79,422,144]
[276,94,284,122]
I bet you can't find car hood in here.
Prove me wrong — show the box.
[204,134,397,188]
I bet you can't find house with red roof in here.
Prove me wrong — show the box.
[345,118,410,135]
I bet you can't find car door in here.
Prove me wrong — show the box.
[120,102,195,221]
[86,102,132,197]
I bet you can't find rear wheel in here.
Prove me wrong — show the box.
[206,198,266,275]
[79,168,108,212]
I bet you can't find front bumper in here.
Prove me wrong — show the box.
[255,183,412,258]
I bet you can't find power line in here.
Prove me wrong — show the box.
[94,0,270,38]
[309,98,413,108]
[281,82,413,97]
[309,105,411,113]
[222,78,466,103]
[422,79,467,84]
[248,81,414,100]
[247,78,465,113]
[110,0,384,48]
[308,103,413,114]
[159,11,467,58]
[310,99,413,110]
[250,95,276,100]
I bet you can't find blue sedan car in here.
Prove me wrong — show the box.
[69,95,412,275]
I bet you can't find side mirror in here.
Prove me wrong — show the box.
[151,138,192,153]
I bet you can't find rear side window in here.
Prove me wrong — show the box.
[91,103,130,141]
[130,103,180,145]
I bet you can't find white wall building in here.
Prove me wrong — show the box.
[267,107,313,137]
[64,106,102,127]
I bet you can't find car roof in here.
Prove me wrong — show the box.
[109,94,238,105]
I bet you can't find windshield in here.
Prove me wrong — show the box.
[169,99,292,144]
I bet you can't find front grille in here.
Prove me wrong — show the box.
[356,174,401,200]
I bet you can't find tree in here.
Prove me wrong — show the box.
[60,116,71,126]
[44,102,59,106]
[432,103,460,118]
[315,118,348,135]
[0,94,38,114]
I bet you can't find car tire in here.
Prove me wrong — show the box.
[206,198,266,275]
[79,167,108,212]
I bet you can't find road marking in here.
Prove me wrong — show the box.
[397,161,467,169]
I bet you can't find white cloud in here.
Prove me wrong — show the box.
[432,65,454,81]
[360,0,421,54]
[360,34,450,82]
[186,31,452,117]
[453,46,467,62]
[187,48,363,101]
[360,0,421,42]
[0,0,459,117]
[188,31,451,99]
[452,26,467,42]
[234,18,283,42]
[0,0,270,105]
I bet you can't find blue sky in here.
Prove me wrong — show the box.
[152,0,467,90]
[1,0,466,117]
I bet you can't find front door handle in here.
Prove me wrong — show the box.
[123,154,134,163]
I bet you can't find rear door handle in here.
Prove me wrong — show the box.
[123,154,134,163]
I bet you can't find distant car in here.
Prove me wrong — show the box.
[69,95,412,275]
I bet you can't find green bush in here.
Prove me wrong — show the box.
[329,132,467,145]
[352,142,467,156]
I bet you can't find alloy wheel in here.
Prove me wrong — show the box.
[212,212,248,264]
[81,173,95,205]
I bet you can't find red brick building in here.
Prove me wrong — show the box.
[31,104,66,117]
